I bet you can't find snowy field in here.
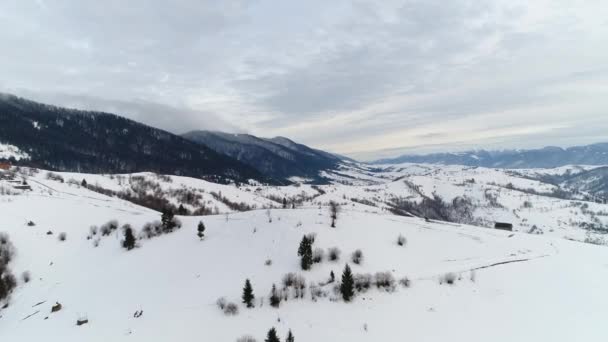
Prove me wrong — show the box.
[1,167,608,341]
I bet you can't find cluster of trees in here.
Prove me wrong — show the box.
[0,233,17,303]
[237,328,294,342]
[389,194,477,225]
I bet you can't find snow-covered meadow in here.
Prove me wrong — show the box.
[1,165,608,341]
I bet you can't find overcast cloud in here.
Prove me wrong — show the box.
[1,0,607,160]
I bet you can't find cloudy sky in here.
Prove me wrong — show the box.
[1,0,607,160]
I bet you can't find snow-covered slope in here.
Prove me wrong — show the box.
[2,173,608,341]
[5,162,606,245]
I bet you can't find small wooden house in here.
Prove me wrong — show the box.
[0,162,11,170]
[494,222,513,231]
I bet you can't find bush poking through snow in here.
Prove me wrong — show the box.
[58,232,67,241]
[21,271,31,284]
[312,248,324,264]
[224,302,239,316]
[327,247,341,262]
[270,284,281,308]
[399,277,411,288]
[351,249,364,265]
[236,335,257,342]
[374,272,396,291]
[216,297,227,310]
[100,220,119,236]
[397,234,407,246]
[440,272,458,285]
[353,273,372,292]
[282,273,297,288]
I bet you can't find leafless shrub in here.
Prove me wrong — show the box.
[21,271,31,283]
[374,272,396,291]
[440,272,457,285]
[327,247,341,262]
[236,335,257,342]
[224,302,239,316]
[310,284,328,301]
[397,234,407,246]
[58,232,67,241]
[216,297,227,310]
[354,273,372,292]
[399,277,411,288]
[312,248,324,263]
[351,249,363,265]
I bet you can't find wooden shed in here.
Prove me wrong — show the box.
[494,222,513,231]
[0,162,11,170]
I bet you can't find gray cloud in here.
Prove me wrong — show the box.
[1,0,607,159]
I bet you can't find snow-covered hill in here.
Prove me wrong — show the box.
[2,170,608,342]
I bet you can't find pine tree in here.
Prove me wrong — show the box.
[81,178,87,187]
[282,197,287,209]
[286,330,295,342]
[161,208,176,232]
[197,221,205,239]
[297,236,313,271]
[340,264,355,302]
[265,327,281,342]
[122,226,136,250]
[242,279,255,308]
[177,204,188,215]
[269,284,281,308]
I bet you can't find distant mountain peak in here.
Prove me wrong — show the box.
[374,143,608,168]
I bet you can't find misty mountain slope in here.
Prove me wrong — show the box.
[375,143,608,168]
[183,131,341,182]
[0,94,270,184]
[2,175,608,342]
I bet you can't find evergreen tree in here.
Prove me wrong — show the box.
[197,221,205,239]
[286,330,295,342]
[122,226,136,250]
[161,208,176,232]
[265,327,281,342]
[81,178,87,187]
[297,236,313,271]
[177,204,189,215]
[269,284,281,308]
[242,279,255,308]
[340,264,355,302]
[282,197,287,209]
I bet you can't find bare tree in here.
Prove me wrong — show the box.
[329,201,340,228]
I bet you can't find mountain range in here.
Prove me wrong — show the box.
[182,131,341,182]
[374,144,608,168]
[0,94,270,184]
